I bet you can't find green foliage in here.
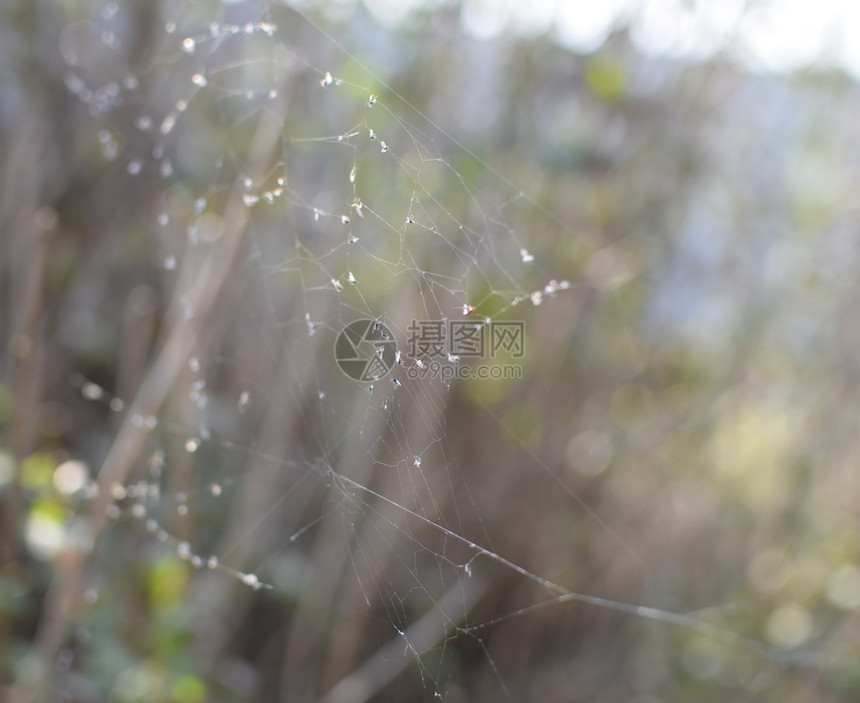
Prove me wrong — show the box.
[147,558,190,615]
[584,54,626,103]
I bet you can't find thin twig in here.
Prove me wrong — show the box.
[316,574,488,703]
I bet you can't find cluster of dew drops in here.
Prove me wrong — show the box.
[67,7,570,316]
[72,367,270,592]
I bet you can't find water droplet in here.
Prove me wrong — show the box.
[349,166,357,183]
[340,215,350,224]
[182,37,195,53]
[101,30,118,49]
[462,304,474,316]
[210,483,222,496]
[207,556,218,569]
[191,73,207,87]
[81,382,103,400]
[520,248,534,263]
[163,255,176,270]
[102,135,119,161]
[110,483,126,499]
[368,94,377,107]
[131,503,145,518]
[135,116,152,131]
[331,278,343,292]
[237,390,250,413]
[320,71,333,87]
[127,160,142,175]
[242,573,260,588]
[110,397,125,412]
[177,542,192,559]
[379,141,389,153]
[413,456,421,467]
[165,21,176,34]
[177,504,188,516]
[530,291,543,306]
[160,114,176,134]
[185,438,199,453]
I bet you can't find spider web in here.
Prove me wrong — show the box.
[44,1,853,701]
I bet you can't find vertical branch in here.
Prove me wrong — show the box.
[0,104,50,687]
[316,574,488,703]
[7,97,289,703]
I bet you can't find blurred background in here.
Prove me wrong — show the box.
[4,0,860,701]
